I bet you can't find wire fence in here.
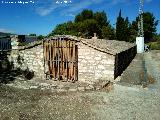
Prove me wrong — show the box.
[0,37,12,51]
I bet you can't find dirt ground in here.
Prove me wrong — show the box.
[0,50,160,120]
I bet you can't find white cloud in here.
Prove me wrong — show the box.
[35,0,105,16]
[60,0,106,16]
[56,1,60,4]
[36,6,58,16]
[35,0,135,17]
[109,0,132,5]
[35,0,60,16]
[0,28,14,33]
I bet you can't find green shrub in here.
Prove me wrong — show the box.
[148,42,160,50]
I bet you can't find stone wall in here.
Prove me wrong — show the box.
[114,46,137,79]
[78,42,115,84]
[7,36,137,84]
[9,42,44,78]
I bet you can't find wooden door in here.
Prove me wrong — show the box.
[43,38,78,82]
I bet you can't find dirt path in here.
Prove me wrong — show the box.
[0,51,160,120]
[91,51,160,120]
[144,51,160,91]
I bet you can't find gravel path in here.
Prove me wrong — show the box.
[0,51,160,120]
[91,51,160,120]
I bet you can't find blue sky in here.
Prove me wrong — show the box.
[0,0,159,35]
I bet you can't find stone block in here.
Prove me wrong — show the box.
[88,70,95,73]
[88,60,95,64]
[57,89,68,92]
[81,59,87,64]
[95,73,102,78]
[84,52,90,55]
[90,51,95,55]
[98,65,105,70]
[30,86,38,89]
[94,57,101,60]
[78,87,85,91]
[78,55,85,59]
[102,59,114,65]
[103,70,114,74]
[88,84,95,90]
[69,88,77,92]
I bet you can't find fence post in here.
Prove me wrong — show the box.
[11,35,19,50]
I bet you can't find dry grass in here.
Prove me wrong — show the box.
[139,69,145,82]
[147,74,155,84]
[102,82,114,92]
[139,70,155,87]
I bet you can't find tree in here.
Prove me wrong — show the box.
[143,12,158,42]
[75,14,83,23]
[49,9,114,39]
[116,10,124,41]
[102,25,115,40]
[153,34,160,42]
[75,9,93,22]
[94,11,109,28]
[124,17,130,42]
[29,34,36,36]
[51,23,68,35]
[37,35,44,40]
[76,19,100,38]
[130,12,158,43]
[129,21,138,42]
[116,10,131,42]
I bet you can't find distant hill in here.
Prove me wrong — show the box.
[0,32,11,36]
[0,32,16,38]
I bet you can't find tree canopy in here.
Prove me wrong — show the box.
[29,34,36,36]
[49,9,115,39]
[142,12,158,42]
[116,10,130,42]
[37,35,44,40]
[75,9,93,22]
[115,10,158,43]
[49,9,158,42]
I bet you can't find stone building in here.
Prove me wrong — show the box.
[9,36,136,84]
[76,37,136,84]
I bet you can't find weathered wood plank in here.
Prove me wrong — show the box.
[57,38,60,80]
[73,41,76,81]
[52,40,55,79]
[70,41,74,81]
[55,39,58,79]
[43,38,78,82]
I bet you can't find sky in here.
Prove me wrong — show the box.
[0,0,159,35]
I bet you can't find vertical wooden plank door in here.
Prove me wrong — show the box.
[44,38,78,82]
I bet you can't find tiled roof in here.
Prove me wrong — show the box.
[80,38,136,55]
[62,35,136,55]
[47,35,136,55]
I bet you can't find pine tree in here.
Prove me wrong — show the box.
[116,10,125,41]
[129,12,158,43]
[116,10,131,42]
[124,17,130,42]
[102,25,115,40]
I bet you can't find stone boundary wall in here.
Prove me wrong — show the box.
[9,41,45,78]
[78,42,115,84]
[114,46,137,79]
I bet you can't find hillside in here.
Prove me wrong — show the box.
[0,32,13,38]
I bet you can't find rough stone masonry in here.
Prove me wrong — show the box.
[8,35,136,84]
[78,42,115,84]
[8,41,45,79]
